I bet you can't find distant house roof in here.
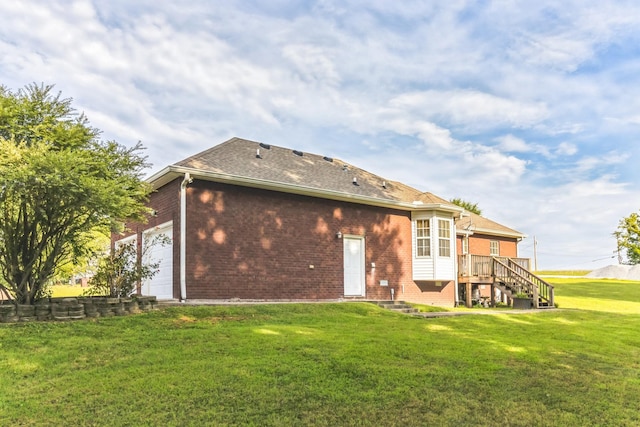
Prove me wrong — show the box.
[147,137,524,238]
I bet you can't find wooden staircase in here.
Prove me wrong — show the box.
[492,258,555,309]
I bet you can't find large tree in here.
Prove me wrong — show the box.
[614,211,640,265]
[0,83,151,304]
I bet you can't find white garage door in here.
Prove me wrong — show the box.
[142,222,174,300]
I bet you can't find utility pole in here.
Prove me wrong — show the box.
[533,236,538,272]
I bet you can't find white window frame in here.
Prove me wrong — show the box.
[462,236,469,255]
[438,219,451,257]
[490,240,500,256]
[415,219,431,257]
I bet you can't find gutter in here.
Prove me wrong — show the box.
[455,226,525,240]
[179,172,192,301]
[468,227,526,239]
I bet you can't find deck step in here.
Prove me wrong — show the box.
[374,301,419,314]
[392,307,420,314]
[377,303,412,309]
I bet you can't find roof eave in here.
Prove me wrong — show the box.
[469,227,527,239]
[147,166,462,213]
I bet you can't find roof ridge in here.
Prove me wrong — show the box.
[172,137,249,166]
[152,137,523,236]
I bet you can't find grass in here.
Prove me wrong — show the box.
[535,270,591,276]
[1,279,639,426]
[551,277,640,313]
[49,284,85,298]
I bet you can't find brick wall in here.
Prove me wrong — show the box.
[117,178,525,307]
[458,233,519,257]
[113,178,181,299]
[401,280,456,307]
[118,178,462,306]
[180,180,454,306]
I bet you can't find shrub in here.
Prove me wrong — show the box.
[84,234,168,298]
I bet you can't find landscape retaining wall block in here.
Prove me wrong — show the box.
[0,296,158,323]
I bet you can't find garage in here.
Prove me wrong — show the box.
[141,221,174,300]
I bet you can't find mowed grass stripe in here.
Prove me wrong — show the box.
[0,279,639,426]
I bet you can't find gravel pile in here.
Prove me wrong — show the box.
[586,264,640,281]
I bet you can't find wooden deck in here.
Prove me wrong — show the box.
[457,255,553,309]
[458,254,530,280]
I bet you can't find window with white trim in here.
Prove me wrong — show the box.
[462,237,469,255]
[438,219,451,257]
[490,240,500,256]
[416,219,431,257]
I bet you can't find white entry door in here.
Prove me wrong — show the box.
[142,222,174,300]
[343,236,365,296]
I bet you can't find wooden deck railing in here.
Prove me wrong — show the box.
[457,255,553,308]
[492,258,554,308]
[458,255,530,277]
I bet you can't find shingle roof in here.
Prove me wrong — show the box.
[174,137,449,206]
[455,212,524,238]
[158,137,523,238]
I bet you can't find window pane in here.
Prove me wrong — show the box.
[436,219,451,257]
[417,220,430,237]
[417,239,430,257]
[438,219,450,238]
[490,241,499,256]
[439,239,450,257]
[416,219,432,257]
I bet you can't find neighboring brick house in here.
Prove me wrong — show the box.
[118,137,529,307]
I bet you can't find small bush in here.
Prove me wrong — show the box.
[84,235,168,298]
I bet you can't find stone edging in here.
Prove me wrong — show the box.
[0,296,158,323]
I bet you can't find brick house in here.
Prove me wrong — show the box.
[118,137,552,308]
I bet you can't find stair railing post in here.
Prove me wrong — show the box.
[533,285,539,309]
[490,282,496,307]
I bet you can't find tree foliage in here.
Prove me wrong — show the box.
[614,211,640,265]
[450,198,482,215]
[0,83,151,304]
[51,227,110,284]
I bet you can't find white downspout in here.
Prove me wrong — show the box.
[453,221,459,307]
[180,173,192,302]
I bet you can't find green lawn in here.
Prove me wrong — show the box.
[1,279,639,426]
[535,270,591,276]
[50,284,86,298]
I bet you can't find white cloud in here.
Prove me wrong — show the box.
[282,44,340,87]
[555,142,578,156]
[513,33,596,73]
[495,136,578,159]
[495,135,533,153]
[1,0,640,270]
[390,90,548,132]
[575,153,629,174]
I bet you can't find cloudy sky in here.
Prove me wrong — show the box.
[2,1,639,270]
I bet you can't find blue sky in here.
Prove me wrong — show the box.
[1,0,639,270]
